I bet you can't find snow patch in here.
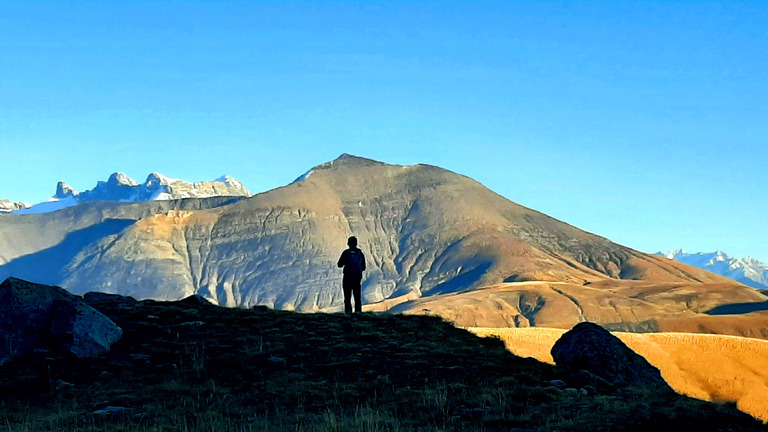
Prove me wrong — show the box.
[14,197,78,214]
[292,169,314,183]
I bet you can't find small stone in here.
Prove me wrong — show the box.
[174,321,205,331]
[55,379,74,390]
[548,379,567,389]
[268,356,287,366]
[93,406,129,418]
[130,354,151,361]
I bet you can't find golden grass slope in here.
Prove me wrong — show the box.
[469,327,768,422]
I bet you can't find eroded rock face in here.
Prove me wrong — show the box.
[0,278,122,364]
[551,322,670,390]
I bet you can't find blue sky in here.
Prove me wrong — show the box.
[1,1,766,262]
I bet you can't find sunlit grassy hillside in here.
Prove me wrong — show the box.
[470,327,768,422]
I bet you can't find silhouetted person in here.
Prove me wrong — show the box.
[337,236,366,313]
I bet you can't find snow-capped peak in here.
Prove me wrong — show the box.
[10,172,252,215]
[54,181,78,199]
[0,199,31,213]
[145,172,179,187]
[108,172,138,187]
[664,249,687,259]
[215,175,246,190]
[660,250,768,290]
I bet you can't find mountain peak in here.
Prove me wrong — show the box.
[145,173,179,187]
[330,153,387,167]
[0,199,30,213]
[54,181,78,199]
[664,250,768,289]
[12,173,251,214]
[107,172,138,187]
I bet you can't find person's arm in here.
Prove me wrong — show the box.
[337,250,347,268]
[361,251,366,272]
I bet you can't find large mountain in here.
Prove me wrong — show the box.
[660,250,768,290]
[0,155,762,326]
[12,172,251,214]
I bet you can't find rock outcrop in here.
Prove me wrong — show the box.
[0,277,122,364]
[0,199,30,213]
[550,322,670,390]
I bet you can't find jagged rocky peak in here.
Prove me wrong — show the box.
[216,175,241,187]
[54,181,78,199]
[661,250,768,290]
[11,172,252,215]
[107,172,138,187]
[0,199,30,213]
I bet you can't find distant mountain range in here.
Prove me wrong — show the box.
[0,200,30,213]
[3,172,251,214]
[2,154,761,330]
[659,250,768,290]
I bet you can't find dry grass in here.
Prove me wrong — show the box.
[3,297,765,431]
[469,327,768,422]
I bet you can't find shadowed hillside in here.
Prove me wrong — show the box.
[0,292,765,431]
[471,327,768,422]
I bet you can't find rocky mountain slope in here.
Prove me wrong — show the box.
[0,155,760,323]
[13,172,251,214]
[661,250,768,289]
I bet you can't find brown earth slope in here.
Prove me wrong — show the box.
[394,281,766,330]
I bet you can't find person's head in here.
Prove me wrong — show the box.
[347,236,358,248]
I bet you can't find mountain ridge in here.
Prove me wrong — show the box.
[1,154,755,321]
[660,250,768,289]
[11,172,252,214]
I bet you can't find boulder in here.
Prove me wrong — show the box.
[550,322,670,390]
[50,299,123,358]
[0,278,122,364]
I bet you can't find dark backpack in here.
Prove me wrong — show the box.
[345,249,363,275]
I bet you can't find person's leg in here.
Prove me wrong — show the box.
[343,277,353,314]
[353,277,362,313]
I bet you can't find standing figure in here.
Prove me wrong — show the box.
[337,236,366,314]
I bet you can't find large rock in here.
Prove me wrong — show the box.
[550,322,670,389]
[50,299,123,358]
[0,277,122,364]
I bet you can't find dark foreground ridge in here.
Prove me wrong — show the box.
[1,287,765,431]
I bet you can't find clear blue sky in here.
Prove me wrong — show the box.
[1,1,766,262]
